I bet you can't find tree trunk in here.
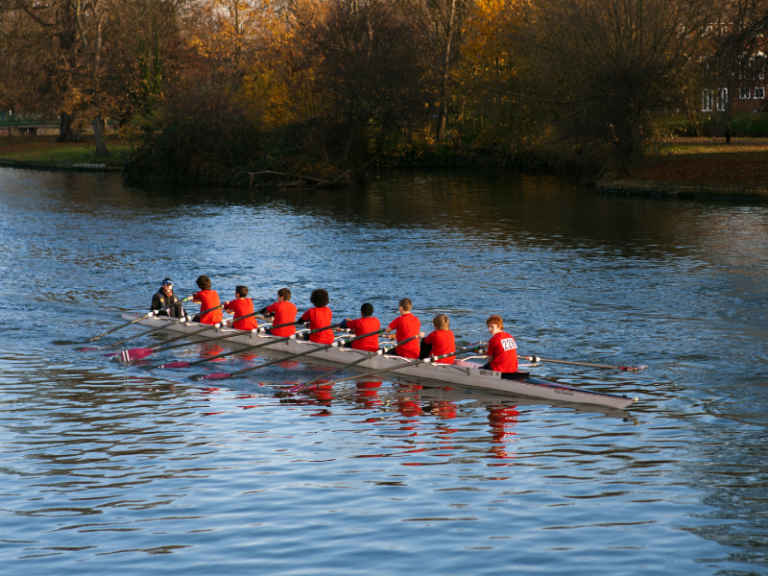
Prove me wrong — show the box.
[92,118,109,157]
[55,111,80,143]
[436,0,457,143]
[341,119,361,163]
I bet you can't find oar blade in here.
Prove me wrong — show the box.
[160,361,192,369]
[196,372,232,381]
[76,346,102,352]
[119,348,156,362]
[620,365,648,372]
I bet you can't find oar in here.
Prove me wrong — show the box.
[86,295,194,342]
[522,355,647,372]
[286,334,420,395]
[159,320,309,369]
[192,323,350,380]
[108,311,268,362]
[105,304,225,348]
[292,343,485,390]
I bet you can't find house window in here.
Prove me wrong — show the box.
[740,87,751,99]
[755,87,766,99]
[702,89,713,111]
[717,88,728,111]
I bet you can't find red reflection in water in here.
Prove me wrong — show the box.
[487,405,519,461]
[278,360,302,369]
[200,344,226,361]
[431,400,457,420]
[355,381,382,408]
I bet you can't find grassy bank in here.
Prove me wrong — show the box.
[0,136,130,168]
[625,138,768,187]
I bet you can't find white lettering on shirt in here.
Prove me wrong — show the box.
[501,338,517,351]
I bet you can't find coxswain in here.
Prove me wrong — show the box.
[223,285,258,331]
[420,314,455,364]
[151,278,185,318]
[383,298,420,358]
[300,289,334,344]
[482,315,518,374]
[259,288,298,336]
[192,275,223,325]
[341,303,380,351]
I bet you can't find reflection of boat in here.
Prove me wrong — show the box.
[121,314,638,411]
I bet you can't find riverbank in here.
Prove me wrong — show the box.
[598,137,768,199]
[0,136,129,171]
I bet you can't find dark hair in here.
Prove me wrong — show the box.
[361,302,374,317]
[399,298,412,312]
[196,275,212,290]
[310,288,329,307]
[236,285,248,297]
[278,287,291,301]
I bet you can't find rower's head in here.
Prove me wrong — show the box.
[486,315,504,336]
[236,285,248,299]
[196,275,212,290]
[161,278,173,295]
[361,302,373,317]
[433,314,449,330]
[277,287,291,302]
[398,298,412,315]
[310,289,329,308]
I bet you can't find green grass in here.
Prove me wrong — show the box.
[0,139,131,166]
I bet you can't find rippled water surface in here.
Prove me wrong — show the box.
[1,168,768,574]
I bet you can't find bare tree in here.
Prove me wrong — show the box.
[521,0,714,173]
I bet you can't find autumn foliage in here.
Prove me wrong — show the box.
[1,0,764,182]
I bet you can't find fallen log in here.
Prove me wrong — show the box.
[232,170,352,189]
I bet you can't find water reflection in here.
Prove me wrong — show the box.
[1,168,768,573]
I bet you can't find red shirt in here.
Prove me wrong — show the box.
[266,301,298,336]
[487,331,518,373]
[224,298,257,330]
[301,307,334,344]
[194,290,223,325]
[423,329,455,364]
[387,313,420,359]
[347,317,381,351]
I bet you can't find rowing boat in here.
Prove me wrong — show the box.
[120,313,639,410]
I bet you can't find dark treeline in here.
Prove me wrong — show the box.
[2,0,768,183]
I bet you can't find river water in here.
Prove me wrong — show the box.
[1,168,767,575]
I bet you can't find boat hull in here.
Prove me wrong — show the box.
[121,314,637,410]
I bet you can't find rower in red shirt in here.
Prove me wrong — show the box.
[421,314,455,364]
[223,285,258,331]
[341,303,381,352]
[192,275,223,325]
[482,315,518,373]
[384,298,421,359]
[260,288,298,337]
[300,289,334,344]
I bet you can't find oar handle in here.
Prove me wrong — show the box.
[259,319,304,331]
[88,295,193,341]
